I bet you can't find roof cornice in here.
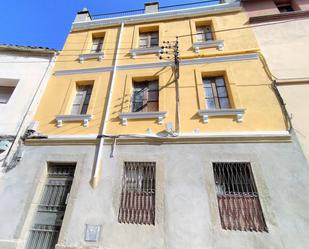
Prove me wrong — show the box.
[71,2,241,32]
[0,45,58,56]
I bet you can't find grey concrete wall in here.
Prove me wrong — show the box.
[0,137,309,249]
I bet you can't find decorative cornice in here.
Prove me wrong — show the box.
[198,108,246,123]
[119,111,167,125]
[71,2,241,31]
[54,53,258,76]
[55,114,93,127]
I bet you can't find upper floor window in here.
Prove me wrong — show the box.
[91,36,104,53]
[71,84,93,115]
[213,162,268,232]
[132,80,159,112]
[196,25,213,42]
[203,77,230,109]
[0,86,15,104]
[118,161,156,225]
[139,31,159,48]
[275,1,294,12]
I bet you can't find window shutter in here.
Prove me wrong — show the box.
[91,38,104,53]
[139,33,148,48]
[71,85,93,115]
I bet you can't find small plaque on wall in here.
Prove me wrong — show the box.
[84,224,101,242]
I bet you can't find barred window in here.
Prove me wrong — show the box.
[118,162,156,225]
[213,162,268,232]
[132,80,159,112]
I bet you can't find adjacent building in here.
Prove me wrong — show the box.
[241,0,309,161]
[0,1,309,249]
[0,45,57,170]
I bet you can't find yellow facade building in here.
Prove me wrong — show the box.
[1,2,309,249]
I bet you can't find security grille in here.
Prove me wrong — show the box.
[26,164,75,249]
[118,162,156,225]
[26,225,60,249]
[213,162,267,232]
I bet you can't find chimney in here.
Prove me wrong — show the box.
[74,8,92,22]
[144,2,160,14]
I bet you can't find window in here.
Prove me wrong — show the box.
[26,164,76,249]
[196,26,213,42]
[0,86,15,104]
[132,80,159,112]
[71,84,93,115]
[203,77,230,109]
[118,162,156,225]
[276,2,294,12]
[91,37,104,53]
[139,31,159,48]
[213,162,268,232]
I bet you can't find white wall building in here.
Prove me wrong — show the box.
[0,45,57,167]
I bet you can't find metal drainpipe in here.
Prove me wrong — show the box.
[1,53,56,171]
[91,22,124,188]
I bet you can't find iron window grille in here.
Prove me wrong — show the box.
[203,77,230,109]
[91,37,104,53]
[139,31,159,48]
[132,80,159,112]
[213,162,268,232]
[71,84,93,115]
[26,164,75,249]
[196,26,213,42]
[118,162,156,225]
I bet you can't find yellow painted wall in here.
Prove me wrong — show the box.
[34,10,287,136]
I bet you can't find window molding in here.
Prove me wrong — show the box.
[130,46,163,58]
[198,108,246,123]
[79,52,104,63]
[119,111,167,125]
[193,40,224,53]
[55,114,92,127]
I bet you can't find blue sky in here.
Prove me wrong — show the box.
[0,0,218,50]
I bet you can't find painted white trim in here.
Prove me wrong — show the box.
[79,52,104,63]
[130,47,163,58]
[55,114,92,127]
[32,130,290,142]
[48,134,98,140]
[198,108,246,123]
[193,40,224,53]
[72,2,241,31]
[54,53,258,76]
[119,111,167,125]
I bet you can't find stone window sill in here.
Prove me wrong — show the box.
[55,114,92,127]
[79,52,104,63]
[193,40,224,53]
[198,108,246,123]
[119,111,167,125]
[130,47,163,58]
